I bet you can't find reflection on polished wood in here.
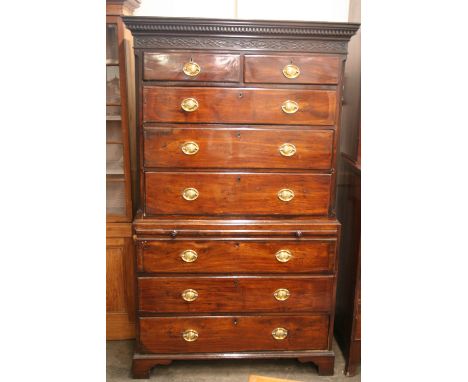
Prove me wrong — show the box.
[144,126,333,170]
[145,172,331,216]
[144,52,240,82]
[143,87,337,125]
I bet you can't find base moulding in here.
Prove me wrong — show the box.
[132,350,335,379]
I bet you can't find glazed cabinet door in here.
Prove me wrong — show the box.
[106,17,133,222]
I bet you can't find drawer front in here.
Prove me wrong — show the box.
[143,87,337,125]
[144,127,334,170]
[138,240,336,274]
[143,52,241,82]
[145,172,331,215]
[139,314,329,353]
[138,276,333,313]
[244,55,341,84]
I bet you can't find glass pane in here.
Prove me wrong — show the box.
[107,176,126,216]
[107,120,122,143]
[107,143,124,174]
[106,105,121,119]
[106,66,121,105]
[106,24,119,64]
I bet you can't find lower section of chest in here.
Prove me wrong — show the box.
[133,216,340,374]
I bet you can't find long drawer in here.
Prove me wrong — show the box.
[139,314,330,353]
[137,240,336,274]
[144,126,334,170]
[143,87,337,125]
[138,276,334,313]
[145,172,332,215]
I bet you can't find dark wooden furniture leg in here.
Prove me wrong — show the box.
[345,340,360,376]
[298,355,335,376]
[132,358,172,379]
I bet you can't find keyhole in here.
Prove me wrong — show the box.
[236,132,241,138]
[237,177,241,182]
[233,318,238,326]
[238,92,243,98]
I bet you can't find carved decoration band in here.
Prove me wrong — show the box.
[133,36,349,53]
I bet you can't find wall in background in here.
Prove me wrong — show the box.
[135,0,349,22]
[237,0,349,21]
[134,0,236,19]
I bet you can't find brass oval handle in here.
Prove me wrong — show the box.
[281,100,299,114]
[279,143,296,157]
[283,64,300,79]
[182,329,199,342]
[181,141,199,155]
[274,288,290,301]
[183,60,201,77]
[277,189,294,202]
[275,249,292,263]
[272,327,288,340]
[182,188,199,201]
[181,98,199,112]
[181,249,198,263]
[181,289,198,302]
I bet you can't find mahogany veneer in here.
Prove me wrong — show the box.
[139,315,330,353]
[143,126,334,170]
[144,52,241,82]
[244,54,340,84]
[144,172,332,216]
[138,276,334,313]
[143,87,337,125]
[124,16,359,379]
[137,239,336,274]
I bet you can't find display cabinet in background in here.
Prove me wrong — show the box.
[106,0,140,340]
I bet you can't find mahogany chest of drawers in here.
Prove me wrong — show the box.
[124,16,359,379]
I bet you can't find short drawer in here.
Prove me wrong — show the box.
[137,240,336,274]
[144,126,334,170]
[145,172,331,216]
[143,87,336,125]
[138,276,334,313]
[143,52,240,82]
[139,314,329,353]
[244,55,341,84]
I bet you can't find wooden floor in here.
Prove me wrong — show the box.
[106,339,360,381]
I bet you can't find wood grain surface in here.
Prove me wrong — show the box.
[244,54,340,84]
[143,87,337,125]
[138,275,334,313]
[139,314,329,353]
[144,126,334,170]
[137,239,336,274]
[145,172,332,216]
[144,52,241,82]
